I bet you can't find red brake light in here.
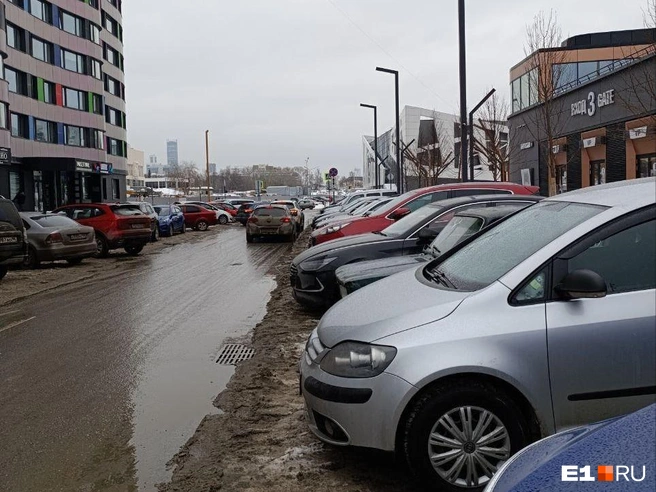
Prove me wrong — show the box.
[248,216,258,223]
[46,232,63,244]
[281,217,291,223]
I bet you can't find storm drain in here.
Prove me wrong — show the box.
[216,344,255,365]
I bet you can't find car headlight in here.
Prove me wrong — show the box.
[322,223,346,234]
[300,256,337,272]
[320,341,397,378]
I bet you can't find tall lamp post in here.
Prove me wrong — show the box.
[360,103,379,189]
[468,88,496,181]
[205,130,211,201]
[458,0,468,182]
[376,67,401,193]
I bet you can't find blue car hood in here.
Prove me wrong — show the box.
[489,404,656,492]
[317,267,469,347]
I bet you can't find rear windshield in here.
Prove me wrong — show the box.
[254,207,286,217]
[32,215,77,227]
[0,201,22,228]
[110,205,143,216]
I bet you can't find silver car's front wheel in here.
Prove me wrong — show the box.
[428,406,510,488]
[402,380,535,492]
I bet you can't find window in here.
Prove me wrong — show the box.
[556,165,567,195]
[93,130,105,149]
[105,75,119,96]
[92,59,102,79]
[43,81,55,104]
[103,12,120,38]
[90,24,101,44]
[113,179,120,200]
[32,37,53,63]
[432,201,605,292]
[578,61,598,80]
[62,49,84,73]
[7,23,26,52]
[513,269,548,303]
[30,0,52,23]
[64,125,86,146]
[92,94,104,115]
[60,12,83,36]
[64,88,87,110]
[563,219,655,294]
[35,119,56,143]
[5,67,18,93]
[11,113,29,138]
[511,78,520,113]
[590,160,606,186]
[637,154,656,178]
[0,102,7,129]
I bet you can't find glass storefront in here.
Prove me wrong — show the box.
[637,154,656,178]
[590,160,606,186]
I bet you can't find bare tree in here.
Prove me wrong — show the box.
[472,93,513,181]
[518,10,570,195]
[403,120,455,187]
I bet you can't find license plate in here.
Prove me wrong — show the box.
[69,233,87,241]
[0,236,18,244]
[131,224,145,229]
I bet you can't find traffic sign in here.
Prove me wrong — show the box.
[329,168,338,177]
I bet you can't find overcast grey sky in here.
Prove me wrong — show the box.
[123,0,646,174]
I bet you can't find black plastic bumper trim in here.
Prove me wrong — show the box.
[304,376,372,404]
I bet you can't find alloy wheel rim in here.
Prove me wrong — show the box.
[428,406,510,488]
[96,238,103,254]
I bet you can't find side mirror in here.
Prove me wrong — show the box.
[555,269,607,300]
[418,227,438,242]
[390,207,411,221]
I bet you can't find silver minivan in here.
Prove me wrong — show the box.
[299,178,656,491]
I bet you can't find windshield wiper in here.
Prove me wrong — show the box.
[371,230,387,236]
[426,268,455,288]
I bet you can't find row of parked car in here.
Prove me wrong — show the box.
[0,197,235,281]
[292,178,656,491]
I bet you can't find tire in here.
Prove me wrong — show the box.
[152,226,160,242]
[218,215,229,225]
[402,380,533,492]
[246,233,254,243]
[24,246,40,269]
[66,258,83,265]
[124,244,144,256]
[166,224,175,237]
[0,265,7,280]
[95,235,109,258]
[196,220,209,231]
[181,222,186,234]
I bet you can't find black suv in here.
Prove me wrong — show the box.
[0,197,27,281]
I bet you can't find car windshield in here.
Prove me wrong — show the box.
[429,216,484,257]
[349,200,377,215]
[31,215,77,227]
[155,207,171,217]
[429,201,606,291]
[111,206,143,216]
[382,204,443,237]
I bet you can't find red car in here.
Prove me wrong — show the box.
[179,204,218,231]
[211,202,238,217]
[54,203,152,257]
[311,182,540,245]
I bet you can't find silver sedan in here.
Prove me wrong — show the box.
[21,212,97,268]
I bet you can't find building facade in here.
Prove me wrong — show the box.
[508,29,656,196]
[126,144,144,190]
[363,106,505,190]
[166,139,178,166]
[0,0,127,211]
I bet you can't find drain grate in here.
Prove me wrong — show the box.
[216,344,255,365]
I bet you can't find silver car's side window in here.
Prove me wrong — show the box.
[513,269,548,303]
[565,219,655,294]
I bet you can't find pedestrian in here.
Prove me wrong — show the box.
[12,190,26,211]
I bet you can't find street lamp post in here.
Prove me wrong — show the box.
[205,130,211,201]
[458,0,468,182]
[360,103,378,189]
[376,67,401,193]
[468,88,496,181]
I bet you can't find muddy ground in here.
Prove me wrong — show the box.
[0,225,228,308]
[161,230,419,492]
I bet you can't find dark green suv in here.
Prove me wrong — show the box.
[0,198,27,281]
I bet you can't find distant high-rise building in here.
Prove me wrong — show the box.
[167,140,179,166]
[149,154,158,164]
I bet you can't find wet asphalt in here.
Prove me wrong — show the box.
[0,226,290,491]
